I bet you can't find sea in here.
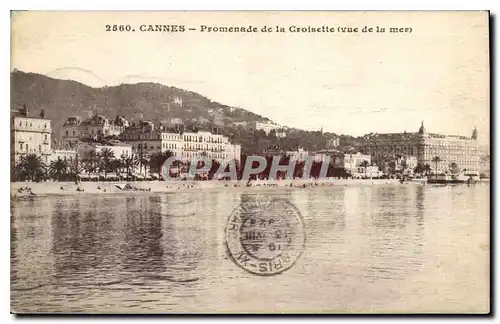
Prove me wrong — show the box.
[11,184,490,313]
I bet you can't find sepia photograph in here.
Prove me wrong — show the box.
[9,11,490,314]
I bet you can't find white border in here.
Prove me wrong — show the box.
[2,1,497,323]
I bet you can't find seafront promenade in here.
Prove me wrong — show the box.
[11,178,406,197]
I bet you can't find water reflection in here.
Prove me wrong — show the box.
[11,185,489,313]
[364,185,425,281]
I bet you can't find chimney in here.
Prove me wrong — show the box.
[23,104,28,117]
[40,108,45,119]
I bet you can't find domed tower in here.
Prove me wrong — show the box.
[472,126,478,140]
[418,121,426,134]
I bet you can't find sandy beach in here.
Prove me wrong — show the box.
[11,178,409,198]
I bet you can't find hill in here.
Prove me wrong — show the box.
[11,70,269,134]
[11,70,340,153]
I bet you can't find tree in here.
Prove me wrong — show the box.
[98,148,115,180]
[16,154,46,181]
[449,162,460,178]
[69,154,84,184]
[134,153,150,177]
[83,150,99,177]
[360,160,370,175]
[423,164,432,176]
[141,156,150,178]
[388,161,396,175]
[150,150,174,179]
[431,156,441,174]
[414,163,424,175]
[48,158,68,181]
[121,154,136,179]
[109,158,122,179]
[400,159,407,173]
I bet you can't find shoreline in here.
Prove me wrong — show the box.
[11,179,413,198]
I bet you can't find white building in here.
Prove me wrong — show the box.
[327,136,340,148]
[313,149,344,168]
[61,114,129,147]
[11,106,52,164]
[120,122,241,163]
[286,147,309,162]
[182,131,241,163]
[275,129,287,138]
[253,121,282,135]
[344,152,372,175]
[119,122,183,157]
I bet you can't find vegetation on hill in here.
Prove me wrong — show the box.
[11,70,342,154]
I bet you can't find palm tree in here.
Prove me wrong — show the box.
[141,157,150,178]
[49,158,68,181]
[83,150,99,178]
[16,154,46,181]
[69,154,84,184]
[431,156,441,174]
[98,148,115,180]
[109,158,122,180]
[121,154,135,179]
[133,153,144,176]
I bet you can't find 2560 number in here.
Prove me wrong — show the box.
[105,25,133,32]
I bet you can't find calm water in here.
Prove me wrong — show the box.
[11,184,490,313]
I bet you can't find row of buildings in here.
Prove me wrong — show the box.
[11,105,482,177]
[359,122,480,173]
[261,121,481,176]
[11,107,241,168]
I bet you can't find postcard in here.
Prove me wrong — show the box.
[10,11,490,314]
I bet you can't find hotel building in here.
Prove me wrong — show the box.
[119,121,241,163]
[11,106,52,164]
[359,122,480,173]
[61,114,129,147]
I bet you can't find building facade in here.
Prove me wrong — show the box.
[313,149,345,168]
[181,131,241,163]
[61,114,129,147]
[253,121,282,135]
[326,136,340,148]
[359,122,480,173]
[11,106,52,164]
[343,152,372,175]
[286,147,309,162]
[119,122,241,163]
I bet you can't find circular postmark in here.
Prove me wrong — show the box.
[225,196,306,276]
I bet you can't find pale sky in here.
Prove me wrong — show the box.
[11,11,490,145]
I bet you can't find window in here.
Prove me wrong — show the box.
[19,143,23,151]
[26,144,28,152]
[45,134,48,141]
[73,131,75,136]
